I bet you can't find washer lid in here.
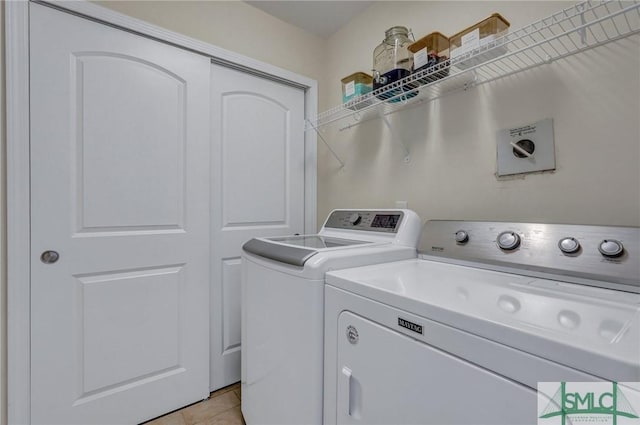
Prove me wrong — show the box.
[242,235,370,267]
[269,235,370,249]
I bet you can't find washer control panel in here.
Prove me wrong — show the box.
[324,210,405,233]
[419,220,639,292]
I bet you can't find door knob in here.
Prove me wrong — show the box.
[40,250,59,264]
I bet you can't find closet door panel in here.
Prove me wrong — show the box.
[210,63,305,390]
[30,4,210,423]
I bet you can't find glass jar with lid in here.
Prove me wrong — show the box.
[372,26,416,98]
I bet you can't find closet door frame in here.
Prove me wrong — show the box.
[5,2,318,424]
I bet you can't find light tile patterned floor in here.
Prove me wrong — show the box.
[144,383,245,425]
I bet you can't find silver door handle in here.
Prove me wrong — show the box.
[40,250,59,264]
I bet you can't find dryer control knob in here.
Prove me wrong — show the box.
[558,237,581,254]
[455,230,469,244]
[497,231,521,251]
[598,239,624,258]
[348,213,362,226]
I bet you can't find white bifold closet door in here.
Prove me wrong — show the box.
[30,3,211,424]
[209,64,305,391]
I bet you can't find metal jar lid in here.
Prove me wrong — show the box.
[385,26,410,39]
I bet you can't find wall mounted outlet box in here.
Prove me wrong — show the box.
[496,118,555,176]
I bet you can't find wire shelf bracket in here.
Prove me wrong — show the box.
[306,119,345,169]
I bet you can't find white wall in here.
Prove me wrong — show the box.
[318,1,640,227]
[95,0,328,108]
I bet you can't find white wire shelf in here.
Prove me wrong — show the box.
[307,0,640,132]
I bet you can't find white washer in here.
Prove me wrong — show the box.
[324,220,640,425]
[241,209,422,425]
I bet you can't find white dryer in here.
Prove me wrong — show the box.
[241,209,422,425]
[324,220,640,425]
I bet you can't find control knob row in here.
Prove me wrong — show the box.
[455,230,522,250]
[454,230,625,258]
[558,237,625,257]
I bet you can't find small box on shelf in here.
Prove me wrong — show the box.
[450,13,510,69]
[408,31,450,84]
[341,72,373,102]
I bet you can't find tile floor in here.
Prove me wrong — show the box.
[144,383,245,425]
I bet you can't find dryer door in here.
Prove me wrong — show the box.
[336,311,536,425]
